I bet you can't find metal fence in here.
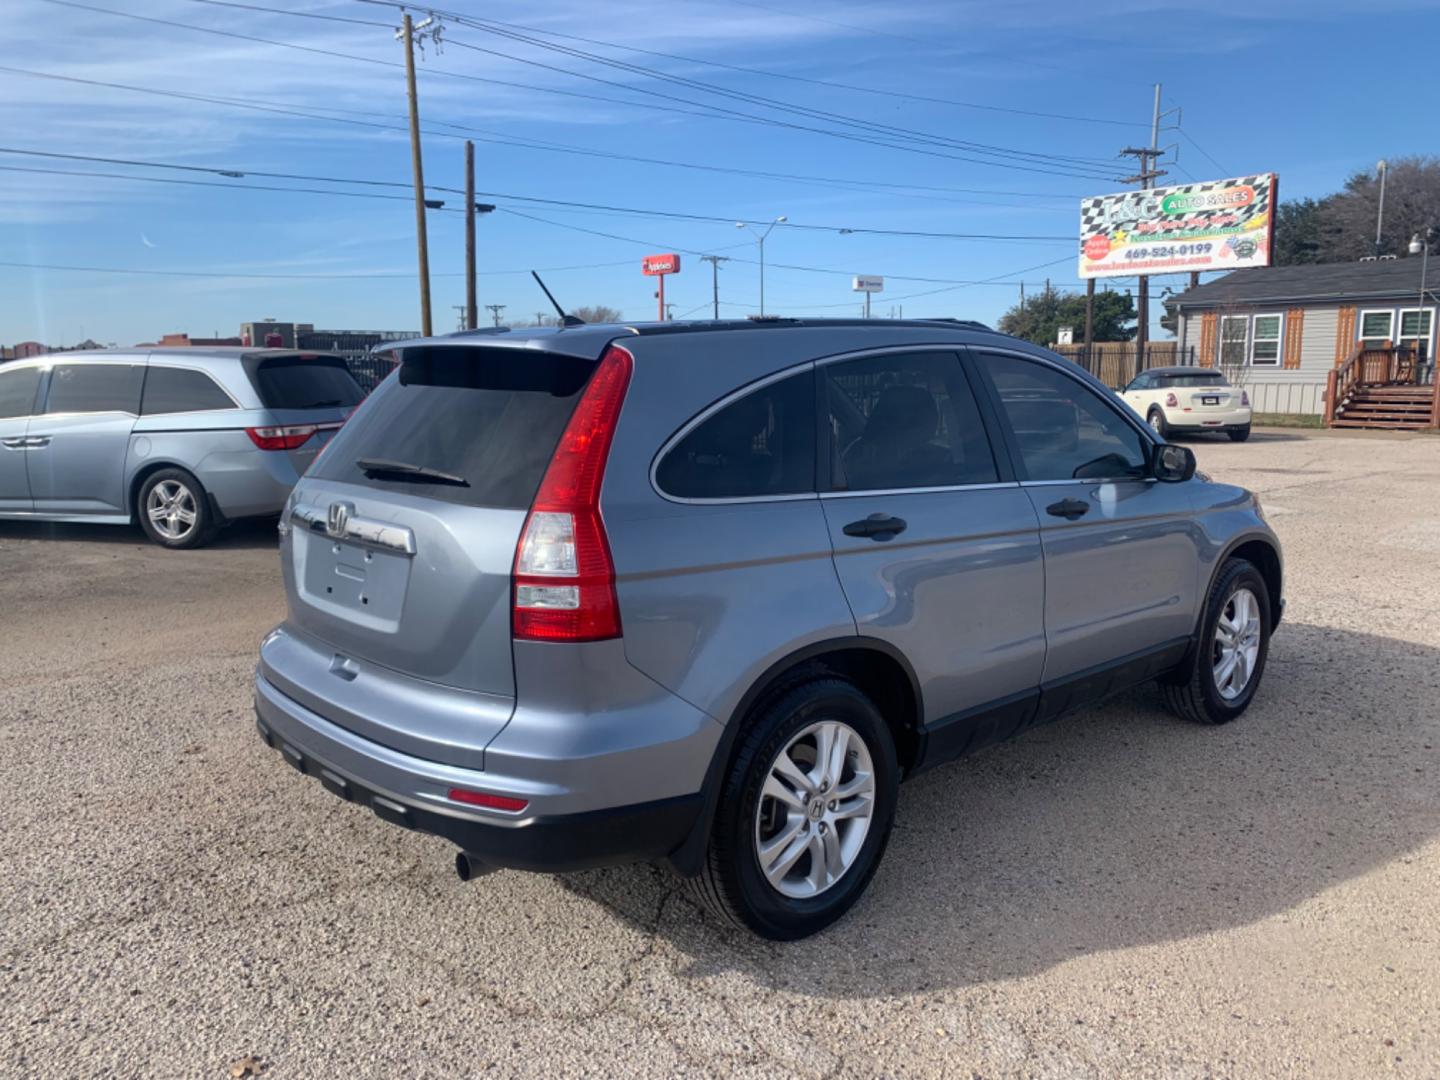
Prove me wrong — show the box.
[1048,343,1197,389]
[340,351,399,394]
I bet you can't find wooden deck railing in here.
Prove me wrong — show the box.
[1325,342,1439,426]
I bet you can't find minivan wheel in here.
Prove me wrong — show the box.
[137,468,217,549]
[688,678,898,940]
[1161,558,1271,725]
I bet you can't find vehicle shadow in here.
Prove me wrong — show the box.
[0,516,278,550]
[1169,429,1312,444]
[561,620,1439,992]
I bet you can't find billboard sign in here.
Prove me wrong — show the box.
[852,275,884,293]
[1078,173,1277,279]
[642,253,681,276]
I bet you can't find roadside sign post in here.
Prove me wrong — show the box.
[852,275,883,319]
[643,253,681,321]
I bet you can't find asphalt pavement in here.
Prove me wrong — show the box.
[2,427,1437,1078]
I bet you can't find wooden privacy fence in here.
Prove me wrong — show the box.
[1048,343,1197,389]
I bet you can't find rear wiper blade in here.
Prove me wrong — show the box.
[356,457,469,487]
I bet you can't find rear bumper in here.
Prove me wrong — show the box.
[197,447,300,520]
[1163,407,1252,430]
[254,707,700,871]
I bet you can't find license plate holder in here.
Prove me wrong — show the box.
[1202,395,1219,405]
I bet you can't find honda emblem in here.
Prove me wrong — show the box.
[326,501,354,538]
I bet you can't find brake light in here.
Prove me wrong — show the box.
[513,344,633,642]
[1241,390,1250,407]
[1165,392,1178,407]
[245,424,316,451]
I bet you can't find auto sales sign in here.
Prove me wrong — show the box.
[1078,173,1277,279]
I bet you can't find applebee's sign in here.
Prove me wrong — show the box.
[642,253,681,275]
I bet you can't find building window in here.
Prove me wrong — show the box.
[1219,315,1248,368]
[1250,313,1283,366]
[1359,309,1395,349]
[1398,308,1435,360]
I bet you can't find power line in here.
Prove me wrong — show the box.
[347,1,1140,128]
[0,147,1075,240]
[41,0,1120,182]
[1,65,1086,206]
[1176,127,1231,178]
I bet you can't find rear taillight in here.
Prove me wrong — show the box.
[1241,390,1250,406]
[512,344,633,642]
[246,424,316,451]
[1165,392,1178,407]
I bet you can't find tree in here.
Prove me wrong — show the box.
[997,287,1135,345]
[571,305,622,323]
[1272,197,1327,265]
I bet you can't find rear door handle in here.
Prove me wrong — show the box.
[1,438,26,450]
[1045,497,1090,521]
[842,513,908,541]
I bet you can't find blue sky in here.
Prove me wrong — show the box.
[3,0,1437,346]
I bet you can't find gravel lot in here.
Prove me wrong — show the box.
[3,428,1438,1079]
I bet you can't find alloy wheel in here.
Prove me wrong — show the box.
[753,720,875,899]
[146,480,198,541]
[1213,586,1261,700]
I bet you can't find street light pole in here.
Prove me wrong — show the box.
[736,216,786,316]
[1376,160,1389,257]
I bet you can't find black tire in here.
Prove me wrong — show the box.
[1161,558,1271,725]
[136,468,218,549]
[1228,426,1252,443]
[688,678,899,940]
[1147,407,1170,439]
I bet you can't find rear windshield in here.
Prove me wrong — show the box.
[247,354,364,410]
[1154,372,1227,388]
[308,345,593,509]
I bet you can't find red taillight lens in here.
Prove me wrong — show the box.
[513,344,633,642]
[447,788,529,813]
[1165,392,1178,407]
[1241,390,1250,406]
[246,424,317,451]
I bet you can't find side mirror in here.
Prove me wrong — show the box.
[1152,442,1196,483]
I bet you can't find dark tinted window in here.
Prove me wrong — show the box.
[824,351,997,490]
[45,363,144,415]
[249,354,363,410]
[982,353,1148,481]
[656,370,815,499]
[1153,371,1227,389]
[141,366,235,414]
[0,365,41,419]
[310,346,591,509]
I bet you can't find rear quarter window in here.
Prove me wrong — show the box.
[141,366,235,414]
[308,345,592,509]
[655,370,816,500]
[248,354,364,410]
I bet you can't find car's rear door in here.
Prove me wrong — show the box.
[27,360,143,517]
[969,348,1199,705]
[0,364,41,513]
[816,348,1046,756]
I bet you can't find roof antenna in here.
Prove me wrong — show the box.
[531,271,584,327]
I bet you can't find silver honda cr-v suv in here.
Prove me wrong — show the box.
[0,348,363,548]
[254,319,1282,939]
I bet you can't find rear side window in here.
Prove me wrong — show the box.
[249,354,363,410]
[309,346,592,509]
[655,370,815,500]
[0,365,41,419]
[823,351,997,490]
[45,363,144,414]
[141,366,235,415]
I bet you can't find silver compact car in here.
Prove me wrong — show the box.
[0,348,364,547]
[254,319,1283,939]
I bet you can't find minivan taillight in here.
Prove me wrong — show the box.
[246,424,317,451]
[512,344,633,642]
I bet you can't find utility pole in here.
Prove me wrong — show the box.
[699,255,729,320]
[1083,278,1095,373]
[664,302,676,321]
[451,305,466,331]
[464,140,477,330]
[397,13,437,337]
[485,303,506,327]
[1120,83,1169,378]
[536,311,548,327]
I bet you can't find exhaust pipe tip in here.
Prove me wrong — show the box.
[455,851,495,882]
